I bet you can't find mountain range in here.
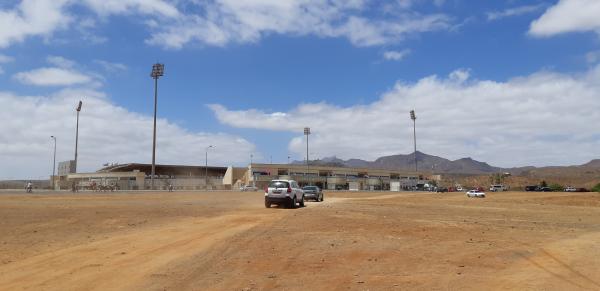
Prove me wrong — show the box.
[293,151,600,175]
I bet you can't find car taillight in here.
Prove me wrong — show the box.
[287,187,292,193]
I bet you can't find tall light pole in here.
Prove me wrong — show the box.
[287,155,291,177]
[304,127,311,186]
[51,136,56,190]
[74,101,82,173]
[410,110,417,173]
[150,63,164,190]
[205,145,214,190]
[250,154,254,187]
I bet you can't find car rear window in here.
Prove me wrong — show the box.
[269,181,289,188]
[303,186,317,190]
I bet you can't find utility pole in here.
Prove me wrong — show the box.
[150,63,164,190]
[51,136,56,190]
[304,127,310,186]
[205,145,214,190]
[74,101,82,173]
[250,154,254,187]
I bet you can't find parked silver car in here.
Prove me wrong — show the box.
[302,185,323,202]
[240,185,258,191]
[265,180,304,209]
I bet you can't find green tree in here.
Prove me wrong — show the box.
[592,183,600,193]
[549,183,563,192]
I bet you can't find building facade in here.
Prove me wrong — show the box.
[233,163,427,191]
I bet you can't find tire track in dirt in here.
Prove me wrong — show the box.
[0,211,283,290]
[491,232,600,290]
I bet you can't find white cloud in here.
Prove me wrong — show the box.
[0,89,256,179]
[0,1,452,49]
[47,55,76,68]
[0,54,14,63]
[529,0,600,37]
[209,67,600,167]
[0,0,71,48]
[383,49,410,61]
[585,50,600,64]
[14,67,94,86]
[146,1,452,49]
[0,54,14,75]
[487,4,544,21]
[13,56,103,87]
[81,0,180,18]
[94,60,128,72]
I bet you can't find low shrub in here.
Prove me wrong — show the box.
[549,183,563,192]
[592,183,600,193]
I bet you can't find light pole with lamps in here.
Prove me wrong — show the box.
[304,127,310,186]
[410,110,417,173]
[51,136,56,189]
[150,63,164,190]
[250,154,254,187]
[74,101,82,173]
[205,145,214,190]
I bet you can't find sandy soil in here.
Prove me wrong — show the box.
[1,190,599,290]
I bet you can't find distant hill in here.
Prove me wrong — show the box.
[581,159,600,168]
[293,152,600,175]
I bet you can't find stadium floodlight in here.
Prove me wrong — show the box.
[74,100,82,173]
[304,127,311,186]
[150,63,164,190]
[205,145,214,190]
[51,136,56,189]
[410,110,417,173]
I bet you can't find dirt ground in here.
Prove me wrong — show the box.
[1,190,600,290]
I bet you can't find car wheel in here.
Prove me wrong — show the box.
[299,195,305,207]
[264,199,270,208]
[289,196,297,209]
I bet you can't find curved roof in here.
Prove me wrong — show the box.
[97,163,228,176]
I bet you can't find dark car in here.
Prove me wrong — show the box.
[436,187,448,193]
[525,185,539,191]
[302,186,323,202]
[539,187,552,192]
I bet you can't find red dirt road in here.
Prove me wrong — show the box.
[0,191,599,290]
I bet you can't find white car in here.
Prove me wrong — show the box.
[265,180,305,209]
[466,190,486,198]
[564,186,576,192]
[240,185,258,191]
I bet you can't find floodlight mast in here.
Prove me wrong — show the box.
[410,110,417,173]
[205,145,214,190]
[74,101,82,173]
[304,127,310,186]
[51,136,56,189]
[150,63,164,190]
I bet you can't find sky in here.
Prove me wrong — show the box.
[1,0,600,179]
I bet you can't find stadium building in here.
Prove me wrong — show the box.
[55,162,429,191]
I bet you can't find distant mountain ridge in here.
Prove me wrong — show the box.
[293,152,599,175]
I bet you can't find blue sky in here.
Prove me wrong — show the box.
[1,0,600,179]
